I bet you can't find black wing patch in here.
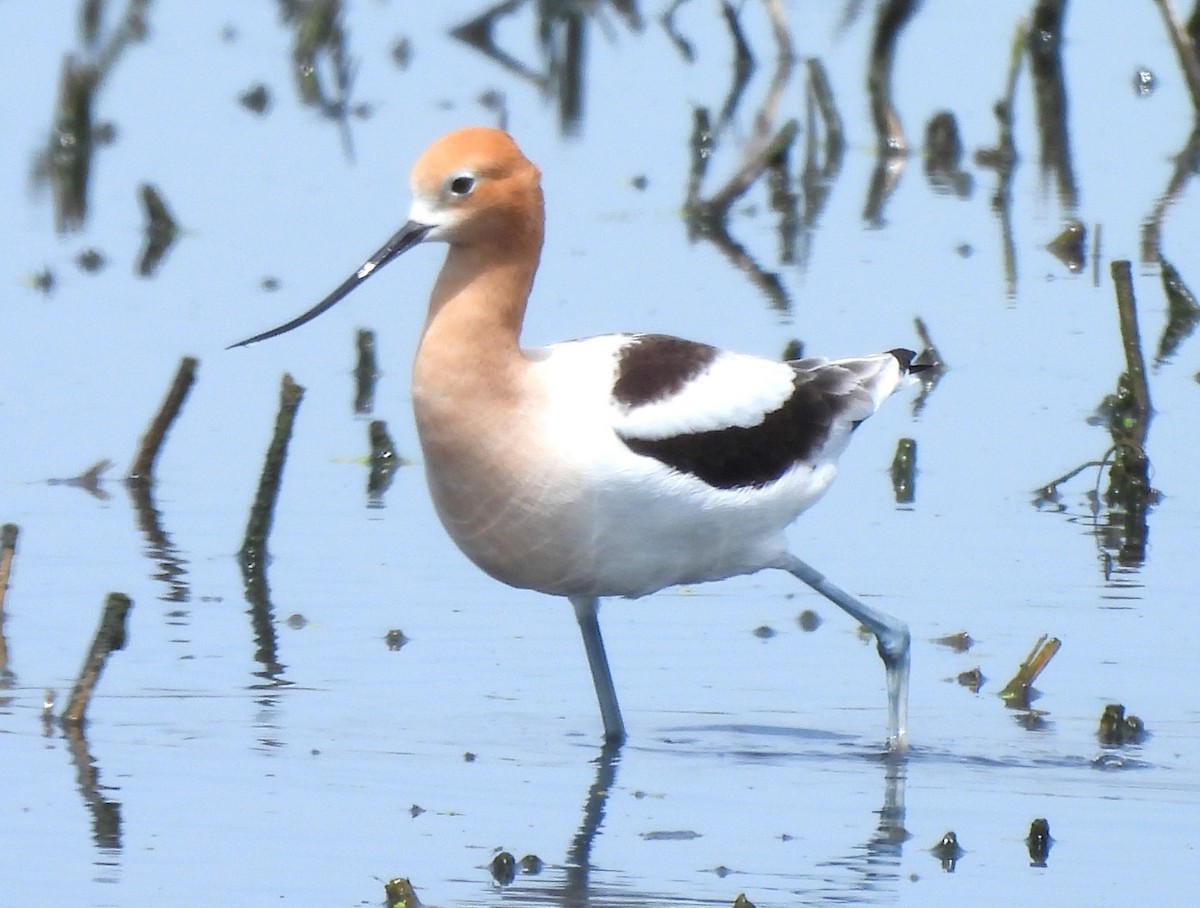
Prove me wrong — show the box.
[617,350,915,491]
[612,335,719,408]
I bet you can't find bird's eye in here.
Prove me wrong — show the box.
[448,175,476,196]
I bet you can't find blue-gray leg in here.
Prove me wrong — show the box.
[775,552,910,750]
[570,595,627,744]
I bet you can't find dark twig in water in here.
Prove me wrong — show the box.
[1141,123,1200,262]
[452,1,550,94]
[1111,262,1152,426]
[240,374,305,569]
[122,358,195,601]
[1028,0,1078,209]
[136,183,180,276]
[1153,0,1200,112]
[805,57,845,175]
[682,2,798,310]
[128,356,198,484]
[975,21,1026,296]
[1155,258,1200,366]
[239,374,304,680]
[367,419,401,504]
[714,1,756,130]
[795,58,845,270]
[997,634,1060,710]
[1031,458,1109,508]
[62,593,133,727]
[890,438,917,504]
[660,0,695,62]
[1105,262,1155,566]
[354,328,378,414]
[862,0,917,224]
[285,0,361,157]
[0,524,17,680]
[866,0,916,156]
[38,0,151,233]
[706,122,800,219]
[126,478,190,604]
[63,720,122,849]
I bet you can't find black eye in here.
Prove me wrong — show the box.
[448,175,475,196]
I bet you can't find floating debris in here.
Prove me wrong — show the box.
[490,850,516,885]
[956,668,984,693]
[1026,817,1052,867]
[75,247,106,272]
[796,609,821,632]
[931,830,963,872]
[238,82,271,115]
[1046,219,1086,273]
[1098,703,1146,745]
[391,36,413,69]
[1133,67,1155,95]
[30,267,56,294]
[933,631,973,652]
[383,876,422,908]
[923,110,972,196]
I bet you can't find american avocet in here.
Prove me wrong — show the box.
[233,127,917,749]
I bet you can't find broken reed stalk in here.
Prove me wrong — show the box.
[1110,261,1152,425]
[62,593,133,728]
[0,523,17,676]
[127,356,198,484]
[998,634,1061,706]
[239,373,305,567]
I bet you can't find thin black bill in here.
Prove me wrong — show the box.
[228,220,433,349]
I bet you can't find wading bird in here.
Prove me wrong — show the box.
[232,127,919,749]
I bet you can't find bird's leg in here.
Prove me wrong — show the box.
[775,552,910,750]
[570,596,627,744]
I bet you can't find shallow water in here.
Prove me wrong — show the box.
[2,1,1198,906]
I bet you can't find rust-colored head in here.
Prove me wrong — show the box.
[407,127,544,249]
[229,128,544,349]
